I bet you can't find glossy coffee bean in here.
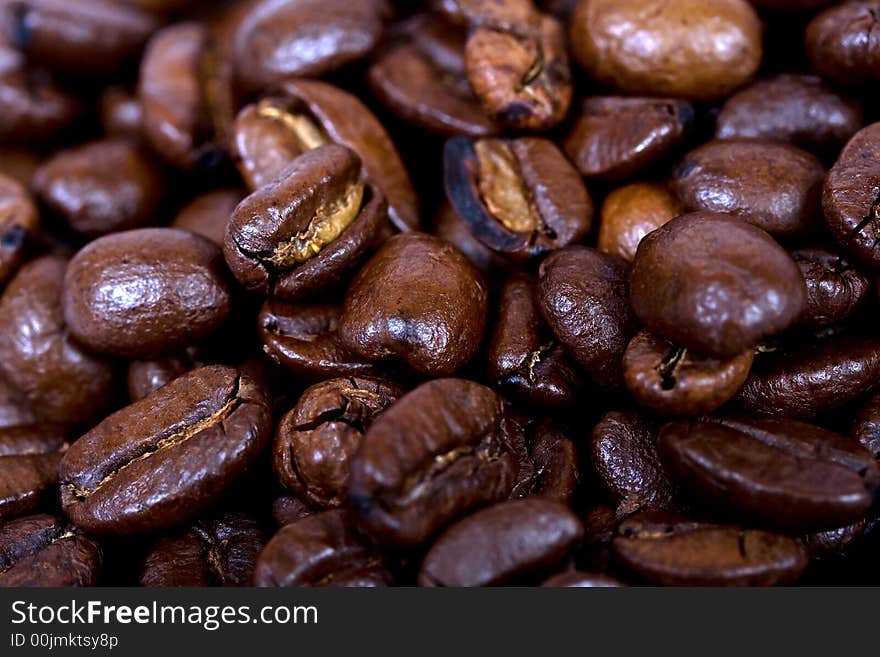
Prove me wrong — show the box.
[127,354,197,402]
[541,570,624,587]
[487,273,581,408]
[338,233,488,376]
[804,520,865,561]
[232,0,390,95]
[63,228,232,358]
[612,512,808,586]
[33,139,164,238]
[0,256,115,424]
[0,445,61,520]
[171,188,243,247]
[349,379,521,546]
[0,172,38,287]
[591,409,678,515]
[59,365,272,535]
[523,421,579,505]
[0,514,102,587]
[823,122,880,268]
[0,376,34,429]
[659,416,879,531]
[852,391,880,459]
[272,495,312,528]
[571,0,762,101]
[418,499,583,587]
[623,330,754,416]
[630,212,806,358]
[715,75,862,155]
[432,202,510,278]
[791,247,870,329]
[140,512,264,587]
[563,97,692,181]
[444,136,592,261]
[254,510,391,587]
[274,376,403,509]
[597,183,680,262]
[224,144,388,300]
[537,246,634,389]
[100,86,143,140]
[0,423,65,456]
[736,336,880,418]
[806,2,880,86]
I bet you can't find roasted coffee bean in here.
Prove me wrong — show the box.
[274,377,403,509]
[736,336,880,418]
[537,246,634,389]
[791,247,870,329]
[823,122,880,268]
[597,183,681,262]
[171,188,243,247]
[804,521,865,561]
[63,228,232,358]
[127,354,197,402]
[578,504,617,573]
[0,451,61,519]
[612,512,808,586]
[623,330,754,416]
[0,255,115,424]
[419,499,583,586]
[272,495,312,528]
[0,423,65,456]
[140,512,263,587]
[349,379,521,546]
[659,416,880,531]
[232,0,390,95]
[100,86,143,140]
[671,140,824,237]
[540,570,624,587]
[444,136,592,261]
[806,2,880,86]
[0,514,101,587]
[591,409,678,515]
[527,421,578,505]
[0,146,39,186]
[2,0,157,74]
[571,0,762,101]
[224,144,388,300]
[33,139,164,238]
[369,15,496,137]
[432,202,510,278]
[254,510,391,587]
[0,172,37,287]
[563,97,692,182]
[852,390,880,459]
[259,300,378,380]
[715,75,862,155]
[630,212,807,358]
[0,376,34,429]
[338,233,488,376]
[59,365,272,535]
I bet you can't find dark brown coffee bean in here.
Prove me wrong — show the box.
[0,423,65,456]
[171,188,243,247]
[272,495,313,528]
[59,365,272,535]
[0,514,101,587]
[419,499,582,586]
[127,354,197,402]
[623,330,754,416]
[0,172,37,287]
[33,139,164,238]
[526,421,578,505]
[736,336,880,418]
[232,0,390,95]
[100,86,142,140]
[369,15,496,137]
[0,451,61,520]
[715,75,862,155]
[339,233,488,376]
[540,570,624,587]
[537,246,634,389]
[852,390,880,459]
[591,409,678,515]
[806,2,880,86]
[2,0,157,74]
[432,202,510,278]
[0,376,34,429]
[563,97,692,181]
[571,0,762,100]
[224,144,389,300]
[671,140,824,238]
[274,376,403,509]
[140,511,264,587]
[612,512,808,586]
[63,228,232,358]
[444,136,592,261]
[254,509,391,587]
[0,255,115,424]
[791,246,871,329]
[804,520,865,560]
[630,212,807,358]
[349,378,521,546]
[0,146,39,186]
[577,503,616,573]
[659,416,879,531]
[597,183,681,262]
[823,122,880,268]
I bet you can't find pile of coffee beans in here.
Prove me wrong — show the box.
[3,0,880,587]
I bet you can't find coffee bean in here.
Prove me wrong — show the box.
[804,521,866,561]
[525,421,579,505]
[0,376,34,429]
[100,86,143,140]
[540,570,624,587]
[59,365,272,535]
[419,499,583,586]
[0,172,37,287]
[630,212,807,358]
[127,354,197,402]
[272,495,313,529]
[432,202,511,278]
[171,188,243,247]
[0,146,40,187]
[0,423,66,456]
[806,2,880,86]
[349,378,521,546]
[791,246,871,329]
[597,183,681,262]
[0,451,61,520]
[852,390,880,459]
